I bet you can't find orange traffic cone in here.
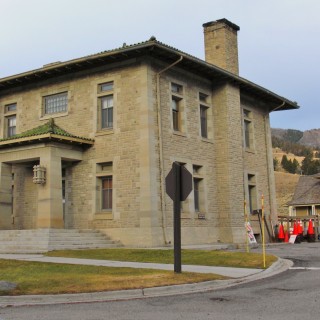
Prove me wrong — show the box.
[278,224,285,242]
[284,231,289,243]
[307,219,315,242]
[298,220,303,234]
[293,221,298,235]
[308,219,314,235]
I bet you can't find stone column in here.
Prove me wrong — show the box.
[37,147,63,228]
[0,163,12,229]
[212,83,244,243]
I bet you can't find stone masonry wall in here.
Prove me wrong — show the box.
[0,58,276,246]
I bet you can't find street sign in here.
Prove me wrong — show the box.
[165,164,193,201]
[165,162,193,273]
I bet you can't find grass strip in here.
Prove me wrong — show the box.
[46,249,277,269]
[0,259,225,296]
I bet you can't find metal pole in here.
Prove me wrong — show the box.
[173,162,182,273]
[261,194,266,268]
[244,200,249,253]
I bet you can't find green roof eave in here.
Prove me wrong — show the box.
[0,119,94,149]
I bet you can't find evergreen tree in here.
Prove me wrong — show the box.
[281,155,288,169]
[301,154,320,175]
[273,158,279,171]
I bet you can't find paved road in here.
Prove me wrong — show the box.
[1,243,320,320]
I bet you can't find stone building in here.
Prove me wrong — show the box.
[0,19,298,248]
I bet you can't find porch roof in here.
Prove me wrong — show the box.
[0,119,94,149]
[287,174,320,206]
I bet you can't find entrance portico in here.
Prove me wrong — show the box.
[0,120,93,230]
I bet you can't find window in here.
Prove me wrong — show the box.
[98,81,114,130]
[6,103,17,112]
[44,92,68,114]
[243,109,253,149]
[101,176,112,210]
[100,95,113,129]
[4,103,17,138]
[194,178,201,212]
[7,115,16,137]
[171,83,182,94]
[193,165,205,215]
[96,162,113,213]
[171,83,184,132]
[199,92,212,139]
[247,174,257,213]
[172,97,180,131]
[99,82,113,92]
[200,106,208,138]
[199,93,207,102]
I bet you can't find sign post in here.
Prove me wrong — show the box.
[173,162,181,273]
[165,162,193,273]
[261,194,266,268]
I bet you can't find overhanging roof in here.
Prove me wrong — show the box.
[0,38,299,112]
[288,175,320,206]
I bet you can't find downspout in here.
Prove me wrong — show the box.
[264,101,286,239]
[156,56,183,245]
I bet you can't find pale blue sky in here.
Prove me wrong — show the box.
[1,0,319,131]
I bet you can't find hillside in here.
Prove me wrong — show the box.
[273,147,304,166]
[271,128,320,149]
[299,129,320,147]
[274,171,300,215]
[271,127,320,215]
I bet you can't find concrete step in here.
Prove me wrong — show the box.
[0,229,122,253]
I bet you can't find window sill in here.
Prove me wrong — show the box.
[172,131,187,138]
[94,212,113,220]
[95,129,114,137]
[200,137,214,144]
[181,212,191,219]
[96,172,113,177]
[197,213,206,220]
[40,112,68,120]
[245,147,256,154]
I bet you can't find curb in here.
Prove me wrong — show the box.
[0,258,292,308]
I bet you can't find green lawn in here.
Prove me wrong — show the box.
[0,249,277,295]
[46,248,277,269]
[0,259,225,296]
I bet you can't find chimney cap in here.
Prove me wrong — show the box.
[203,18,240,31]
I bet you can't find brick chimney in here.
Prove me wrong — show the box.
[203,19,240,74]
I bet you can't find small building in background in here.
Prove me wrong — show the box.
[288,174,320,216]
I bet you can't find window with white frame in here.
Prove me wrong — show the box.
[98,81,114,130]
[4,103,17,138]
[43,92,68,114]
[7,116,16,137]
[100,95,113,129]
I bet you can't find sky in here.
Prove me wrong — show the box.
[0,0,319,131]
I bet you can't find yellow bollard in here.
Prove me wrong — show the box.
[261,194,266,268]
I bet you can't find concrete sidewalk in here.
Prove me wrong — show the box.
[0,254,262,278]
[0,254,293,308]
